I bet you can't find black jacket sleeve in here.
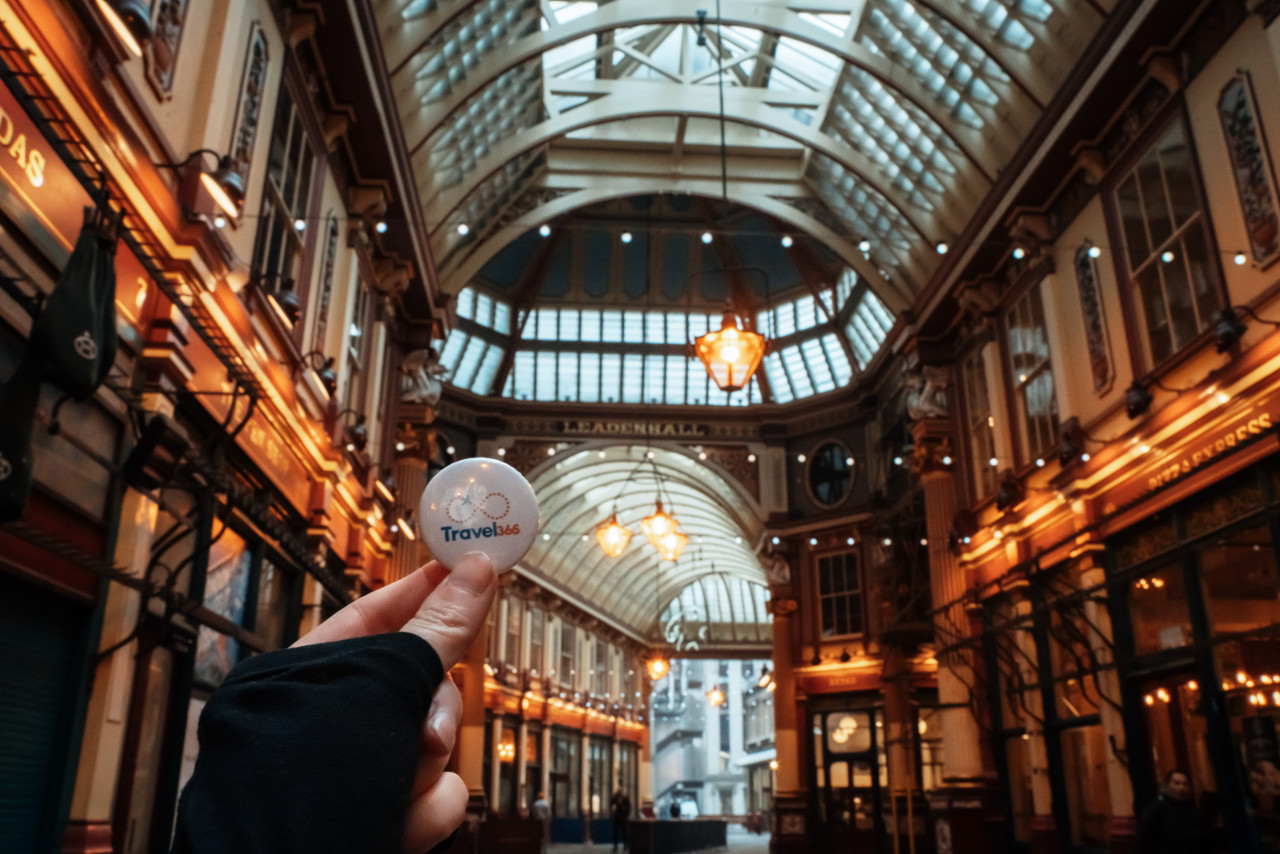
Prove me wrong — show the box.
[171,632,444,854]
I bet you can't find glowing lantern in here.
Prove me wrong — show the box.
[707,687,726,707]
[647,657,671,681]
[694,308,765,392]
[652,530,689,562]
[596,514,632,557]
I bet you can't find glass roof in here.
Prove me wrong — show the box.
[520,444,767,642]
[382,0,1106,395]
[439,266,892,404]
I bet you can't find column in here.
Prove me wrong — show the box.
[490,715,504,812]
[541,725,553,805]
[518,718,530,811]
[1011,586,1056,843]
[63,490,158,852]
[917,453,985,783]
[1081,563,1136,847]
[639,672,654,810]
[458,632,488,808]
[769,599,801,796]
[702,660,719,815]
[581,730,592,826]
[389,455,428,583]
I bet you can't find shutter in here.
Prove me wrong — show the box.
[0,571,85,852]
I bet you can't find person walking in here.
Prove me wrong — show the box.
[1135,770,1215,854]
[610,787,632,852]
[532,791,552,853]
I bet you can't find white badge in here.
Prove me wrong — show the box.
[418,458,539,572]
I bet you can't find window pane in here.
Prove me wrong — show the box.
[535,351,557,401]
[1198,525,1280,637]
[601,310,623,342]
[1129,564,1193,656]
[622,355,643,403]
[472,345,504,395]
[557,352,579,401]
[1159,124,1196,228]
[623,311,644,343]
[601,353,622,402]
[579,310,601,342]
[1137,264,1173,364]
[579,352,600,403]
[1117,173,1150,270]
[644,354,664,403]
[512,351,535,400]
[1161,248,1199,352]
[665,357,686,405]
[559,309,580,342]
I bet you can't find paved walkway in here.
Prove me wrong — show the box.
[547,826,770,854]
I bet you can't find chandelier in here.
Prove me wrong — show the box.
[593,451,689,561]
[642,501,688,561]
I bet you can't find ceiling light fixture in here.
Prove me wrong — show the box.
[154,149,245,219]
[596,514,632,557]
[96,0,151,56]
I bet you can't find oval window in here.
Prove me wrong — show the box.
[808,442,854,507]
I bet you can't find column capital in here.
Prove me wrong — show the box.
[768,597,798,617]
[909,418,957,476]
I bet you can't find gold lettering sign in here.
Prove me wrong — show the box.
[556,420,708,437]
[1147,412,1273,491]
[0,105,46,188]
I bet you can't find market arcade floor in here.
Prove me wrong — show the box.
[546,826,770,854]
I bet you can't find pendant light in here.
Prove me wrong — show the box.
[595,513,632,557]
[692,5,767,392]
[647,656,671,681]
[695,305,766,392]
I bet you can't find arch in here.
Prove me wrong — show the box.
[438,180,922,311]
[520,443,768,637]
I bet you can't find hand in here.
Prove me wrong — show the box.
[293,551,497,853]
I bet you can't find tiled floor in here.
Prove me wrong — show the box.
[546,826,770,854]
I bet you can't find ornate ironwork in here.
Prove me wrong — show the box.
[1074,242,1114,394]
[1219,71,1280,267]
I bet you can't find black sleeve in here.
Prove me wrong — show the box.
[171,632,444,854]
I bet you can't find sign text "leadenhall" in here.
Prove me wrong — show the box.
[556,420,707,436]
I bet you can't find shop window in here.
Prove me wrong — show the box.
[1197,524,1280,637]
[818,550,863,638]
[194,527,253,688]
[254,557,290,649]
[811,709,886,833]
[916,707,944,791]
[1005,282,1058,462]
[523,726,542,810]
[551,729,580,817]
[1128,562,1193,656]
[252,88,317,308]
[961,346,997,498]
[1112,120,1219,367]
[588,736,612,816]
[528,606,545,676]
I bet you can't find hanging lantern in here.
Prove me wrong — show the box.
[647,657,671,681]
[596,514,632,557]
[706,686,726,707]
[694,306,766,392]
[652,530,689,562]
[642,501,679,546]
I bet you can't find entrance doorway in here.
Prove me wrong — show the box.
[811,708,885,848]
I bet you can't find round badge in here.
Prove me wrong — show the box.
[418,458,539,573]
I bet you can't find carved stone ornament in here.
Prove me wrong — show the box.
[1219,70,1280,267]
[401,348,448,407]
[144,0,188,99]
[905,365,949,421]
[1074,242,1114,393]
[227,25,269,185]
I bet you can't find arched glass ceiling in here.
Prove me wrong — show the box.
[380,0,1104,304]
[518,444,766,641]
[438,268,891,403]
[660,575,773,650]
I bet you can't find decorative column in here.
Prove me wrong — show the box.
[913,419,984,782]
[880,642,920,848]
[1081,562,1135,852]
[458,633,489,809]
[62,490,159,853]
[389,453,428,583]
[767,593,807,854]
[541,725,553,805]
[490,715,504,812]
[518,717,530,812]
[639,668,654,811]
[1011,584,1057,848]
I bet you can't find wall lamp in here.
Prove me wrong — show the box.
[1125,381,1154,419]
[1057,418,1087,466]
[300,350,337,396]
[248,272,299,325]
[994,471,1025,511]
[154,149,244,219]
[97,0,151,56]
[337,409,367,454]
[1214,308,1247,353]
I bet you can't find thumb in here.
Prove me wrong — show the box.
[400,551,497,670]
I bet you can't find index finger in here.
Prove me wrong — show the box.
[292,560,450,648]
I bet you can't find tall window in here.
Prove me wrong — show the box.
[592,640,608,696]
[503,595,521,670]
[343,287,372,411]
[817,550,863,637]
[961,347,997,497]
[253,88,316,304]
[560,622,576,688]
[1006,284,1058,461]
[1113,121,1218,365]
[528,606,544,676]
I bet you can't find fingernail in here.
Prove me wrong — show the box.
[453,551,495,596]
[429,711,455,751]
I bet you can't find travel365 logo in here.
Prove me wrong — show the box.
[440,483,520,542]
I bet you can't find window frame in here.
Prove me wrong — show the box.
[959,342,999,501]
[1001,277,1059,467]
[1101,106,1228,378]
[815,548,865,639]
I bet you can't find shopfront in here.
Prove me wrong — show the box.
[1109,463,1280,853]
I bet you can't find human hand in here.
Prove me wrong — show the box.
[293,551,497,853]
